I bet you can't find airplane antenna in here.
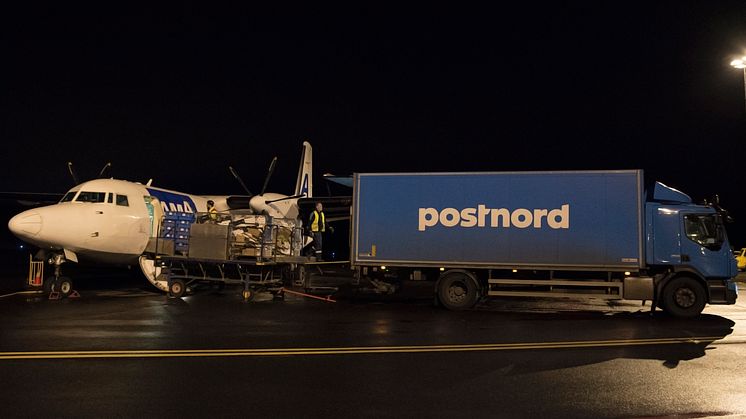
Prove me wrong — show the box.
[67,162,80,185]
[260,157,278,196]
[98,162,112,178]
[229,166,253,196]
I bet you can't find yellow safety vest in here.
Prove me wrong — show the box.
[208,207,218,221]
[310,210,325,232]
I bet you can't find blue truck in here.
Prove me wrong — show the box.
[350,170,737,317]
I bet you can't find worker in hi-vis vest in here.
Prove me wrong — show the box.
[207,200,218,223]
[309,202,333,261]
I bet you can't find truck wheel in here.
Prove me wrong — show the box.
[169,278,186,298]
[661,276,706,318]
[437,272,479,310]
[57,277,73,298]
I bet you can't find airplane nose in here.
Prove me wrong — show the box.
[8,211,42,238]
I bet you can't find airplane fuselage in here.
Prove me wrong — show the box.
[8,179,215,265]
[7,141,315,292]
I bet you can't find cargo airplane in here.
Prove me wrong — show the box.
[7,141,319,295]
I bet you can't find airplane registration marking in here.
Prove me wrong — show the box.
[0,336,725,360]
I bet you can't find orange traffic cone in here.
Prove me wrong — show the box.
[31,270,42,287]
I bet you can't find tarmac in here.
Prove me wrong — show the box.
[1,264,746,417]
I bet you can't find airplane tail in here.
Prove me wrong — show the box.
[294,141,312,198]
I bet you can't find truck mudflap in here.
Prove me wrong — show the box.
[706,278,738,305]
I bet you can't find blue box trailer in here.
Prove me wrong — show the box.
[350,170,737,317]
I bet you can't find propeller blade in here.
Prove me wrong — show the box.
[98,162,112,178]
[264,193,306,204]
[229,166,253,197]
[67,162,80,186]
[260,156,278,196]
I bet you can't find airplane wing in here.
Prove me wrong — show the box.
[0,192,64,206]
[322,174,353,188]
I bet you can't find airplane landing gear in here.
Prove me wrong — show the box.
[46,253,75,299]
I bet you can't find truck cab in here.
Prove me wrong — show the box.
[645,182,738,315]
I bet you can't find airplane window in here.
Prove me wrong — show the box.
[60,191,77,203]
[76,191,106,203]
[116,195,129,207]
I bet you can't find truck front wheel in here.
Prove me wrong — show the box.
[661,276,706,318]
[437,272,479,310]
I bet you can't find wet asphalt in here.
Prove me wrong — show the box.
[1,268,746,419]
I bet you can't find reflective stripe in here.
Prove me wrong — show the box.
[310,211,325,232]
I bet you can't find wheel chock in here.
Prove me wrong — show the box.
[48,292,60,300]
[68,290,81,298]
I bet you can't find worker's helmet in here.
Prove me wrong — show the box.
[207,200,214,205]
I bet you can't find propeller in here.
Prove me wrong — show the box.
[264,193,306,204]
[98,162,112,178]
[260,157,278,196]
[67,162,80,186]
[229,156,278,198]
[67,161,114,185]
[229,166,253,196]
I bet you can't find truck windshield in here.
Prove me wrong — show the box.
[684,214,725,250]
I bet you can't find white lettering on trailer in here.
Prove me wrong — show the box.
[418,204,569,231]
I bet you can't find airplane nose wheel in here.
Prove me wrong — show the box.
[55,277,74,297]
[46,276,75,298]
[46,253,74,299]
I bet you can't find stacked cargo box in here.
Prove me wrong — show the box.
[161,211,195,255]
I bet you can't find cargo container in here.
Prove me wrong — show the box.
[350,170,737,316]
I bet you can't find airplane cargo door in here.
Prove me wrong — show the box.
[145,196,164,238]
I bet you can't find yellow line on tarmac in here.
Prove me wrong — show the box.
[0,336,724,360]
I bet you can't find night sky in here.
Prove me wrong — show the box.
[3,3,746,247]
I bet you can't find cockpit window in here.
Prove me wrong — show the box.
[76,191,106,203]
[684,214,725,250]
[116,194,129,207]
[60,191,77,203]
[107,193,113,204]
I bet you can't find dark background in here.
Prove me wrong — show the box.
[2,3,746,255]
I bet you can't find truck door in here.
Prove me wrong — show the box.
[651,207,682,265]
[680,213,730,278]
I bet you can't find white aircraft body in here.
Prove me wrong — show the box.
[8,141,314,293]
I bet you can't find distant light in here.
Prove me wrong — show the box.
[512,269,518,273]
[380,266,386,270]
[439,267,445,271]
[731,59,746,69]
[19,245,24,250]
[624,271,631,276]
